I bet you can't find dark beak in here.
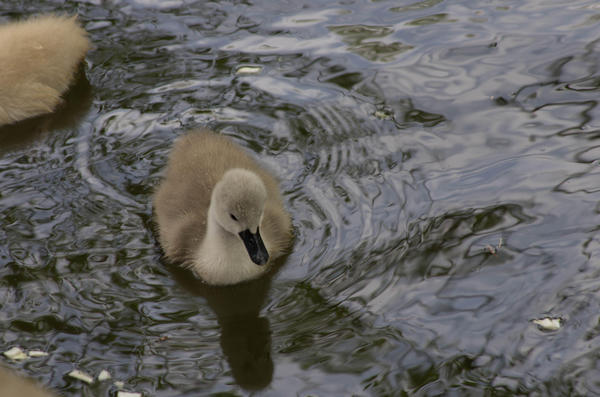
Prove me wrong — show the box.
[239,227,269,265]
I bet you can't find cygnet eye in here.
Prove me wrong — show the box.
[230,213,238,221]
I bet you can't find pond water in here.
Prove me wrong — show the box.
[2,0,600,395]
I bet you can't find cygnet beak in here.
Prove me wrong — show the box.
[239,227,269,265]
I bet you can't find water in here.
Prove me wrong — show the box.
[1,0,600,395]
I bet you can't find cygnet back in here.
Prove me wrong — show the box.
[0,15,90,125]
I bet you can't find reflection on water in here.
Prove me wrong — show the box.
[2,0,600,395]
[329,25,413,62]
[166,263,276,391]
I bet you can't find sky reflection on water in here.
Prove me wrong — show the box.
[2,0,600,395]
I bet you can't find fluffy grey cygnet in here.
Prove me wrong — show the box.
[154,129,292,285]
[0,15,90,126]
[0,366,57,397]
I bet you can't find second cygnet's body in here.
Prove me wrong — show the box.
[154,130,292,285]
[0,15,90,126]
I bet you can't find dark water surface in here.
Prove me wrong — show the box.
[2,0,600,395]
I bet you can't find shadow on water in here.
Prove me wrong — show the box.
[163,253,290,391]
[0,62,93,152]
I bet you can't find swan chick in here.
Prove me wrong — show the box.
[0,366,56,397]
[0,15,90,126]
[154,130,292,285]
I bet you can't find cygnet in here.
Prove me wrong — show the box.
[154,129,292,285]
[0,15,90,126]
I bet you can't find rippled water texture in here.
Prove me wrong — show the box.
[2,0,600,395]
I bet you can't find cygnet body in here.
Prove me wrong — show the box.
[0,366,56,397]
[154,130,292,285]
[0,15,90,126]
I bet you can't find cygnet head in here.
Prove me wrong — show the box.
[211,168,269,265]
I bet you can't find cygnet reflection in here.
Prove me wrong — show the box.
[166,256,288,390]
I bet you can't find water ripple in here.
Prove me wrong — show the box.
[3,0,600,395]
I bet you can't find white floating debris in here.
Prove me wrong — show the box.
[98,369,112,381]
[27,350,49,358]
[114,381,125,389]
[235,65,263,75]
[374,110,392,120]
[533,317,561,331]
[484,238,504,255]
[3,347,28,361]
[68,369,94,384]
[117,392,142,397]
